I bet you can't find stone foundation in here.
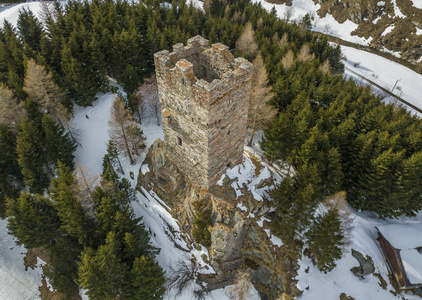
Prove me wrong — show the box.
[139,140,302,299]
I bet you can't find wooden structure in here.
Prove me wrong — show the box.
[377,223,422,292]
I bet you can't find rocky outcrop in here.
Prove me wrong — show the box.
[350,249,375,277]
[138,139,301,299]
[295,0,422,66]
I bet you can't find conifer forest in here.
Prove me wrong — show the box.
[1,0,422,298]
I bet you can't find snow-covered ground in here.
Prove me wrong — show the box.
[0,219,45,300]
[251,0,372,46]
[341,45,422,117]
[298,209,422,300]
[0,2,44,27]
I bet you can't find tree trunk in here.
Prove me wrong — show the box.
[116,153,124,174]
[247,116,257,146]
[79,167,93,199]
[121,123,134,164]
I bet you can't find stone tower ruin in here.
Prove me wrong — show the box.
[154,36,252,187]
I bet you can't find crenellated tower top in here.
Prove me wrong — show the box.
[154,36,252,187]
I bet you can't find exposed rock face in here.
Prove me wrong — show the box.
[154,36,252,188]
[139,140,301,299]
[303,0,422,66]
[350,249,375,277]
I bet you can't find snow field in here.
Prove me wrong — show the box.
[251,0,372,45]
[341,45,422,116]
[412,0,422,9]
[0,219,45,300]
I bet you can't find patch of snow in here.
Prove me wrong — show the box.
[0,2,43,28]
[71,91,115,174]
[251,0,368,46]
[416,27,422,35]
[0,219,45,300]
[372,16,381,24]
[391,0,406,18]
[341,45,422,116]
[376,223,422,249]
[188,0,204,10]
[401,249,422,285]
[297,211,422,300]
[262,228,284,247]
[141,164,149,175]
[256,216,271,227]
[271,235,284,247]
[381,24,395,36]
[411,0,422,9]
[208,283,261,300]
[377,1,385,5]
[223,151,274,201]
[237,202,248,212]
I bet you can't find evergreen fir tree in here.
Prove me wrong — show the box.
[50,162,98,247]
[16,118,49,193]
[41,114,76,170]
[0,125,21,214]
[305,208,344,273]
[6,193,59,248]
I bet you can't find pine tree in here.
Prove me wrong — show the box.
[127,255,165,299]
[43,235,81,298]
[78,232,125,300]
[6,193,59,248]
[0,125,21,214]
[16,118,49,193]
[305,208,343,273]
[17,8,43,57]
[41,114,76,170]
[103,140,124,175]
[50,162,98,247]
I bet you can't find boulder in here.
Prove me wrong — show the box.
[350,249,375,277]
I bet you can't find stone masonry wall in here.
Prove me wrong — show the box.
[154,36,252,187]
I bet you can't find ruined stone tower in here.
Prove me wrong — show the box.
[154,36,252,187]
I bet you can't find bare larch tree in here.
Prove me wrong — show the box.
[108,96,145,164]
[247,53,277,146]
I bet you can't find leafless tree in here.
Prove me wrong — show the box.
[24,59,69,123]
[0,84,25,132]
[297,44,314,62]
[278,32,289,49]
[247,53,277,146]
[74,163,100,209]
[23,59,76,142]
[137,75,161,126]
[227,270,254,300]
[109,96,145,164]
[319,60,331,75]
[167,256,200,296]
[235,22,258,59]
[284,7,294,22]
[282,49,295,70]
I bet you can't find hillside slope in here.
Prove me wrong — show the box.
[258,0,422,67]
